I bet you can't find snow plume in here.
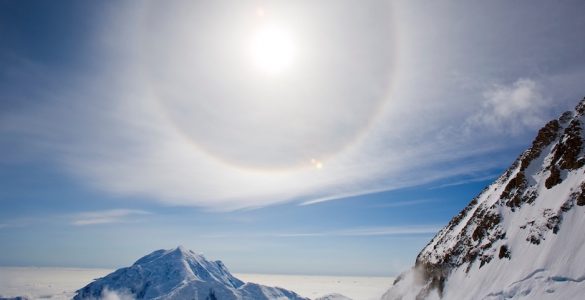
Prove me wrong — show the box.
[467,78,552,135]
[100,288,135,300]
[381,265,440,300]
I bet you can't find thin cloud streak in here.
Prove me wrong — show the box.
[0,218,36,230]
[369,199,440,208]
[71,209,151,226]
[299,152,512,206]
[274,226,441,237]
[429,173,500,190]
[201,225,441,239]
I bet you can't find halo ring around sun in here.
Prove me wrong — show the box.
[142,2,398,172]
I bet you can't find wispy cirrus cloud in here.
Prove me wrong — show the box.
[0,218,36,230]
[368,199,439,208]
[429,173,500,190]
[70,209,151,226]
[273,225,441,238]
[202,225,441,239]
[299,152,512,206]
[1,1,583,211]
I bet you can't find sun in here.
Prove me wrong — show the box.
[249,25,296,74]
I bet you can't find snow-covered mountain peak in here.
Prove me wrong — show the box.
[383,97,585,299]
[133,246,198,265]
[74,247,307,300]
[127,246,244,290]
[315,293,353,300]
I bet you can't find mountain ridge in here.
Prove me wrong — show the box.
[382,98,585,299]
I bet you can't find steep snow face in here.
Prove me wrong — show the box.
[383,98,585,300]
[74,247,308,300]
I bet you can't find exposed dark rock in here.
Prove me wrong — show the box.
[542,118,585,191]
[575,97,585,116]
[479,254,494,268]
[546,214,561,234]
[560,198,574,212]
[550,120,584,171]
[545,166,562,189]
[524,190,538,204]
[500,172,532,211]
[559,111,574,124]
[498,245,511,259]
[501,172,526,199]
[413,262,447,299]
[577,183,585,206]
[519,120,560,171]
[524,208,566,245]
[578,195,585,206]
[528,235,541,245]
[471,211,501,242]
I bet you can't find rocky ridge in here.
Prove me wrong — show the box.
[383,98,585,299]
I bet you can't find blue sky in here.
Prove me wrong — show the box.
[1,0,585,276]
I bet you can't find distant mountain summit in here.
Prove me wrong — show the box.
[74,246,308,300]
[315,293,353,300]
[383,98,585,299]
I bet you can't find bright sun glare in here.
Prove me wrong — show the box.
[250,25,296,74]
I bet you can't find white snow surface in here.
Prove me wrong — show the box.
[73,246,307,300]
[314,293,353,300]
[236,274,391,300]
[383,102,585,299]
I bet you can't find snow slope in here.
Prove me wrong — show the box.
[315,293,353,300]
[73,246,307,300]
[236,273,390,300]
[383,98,585,300]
